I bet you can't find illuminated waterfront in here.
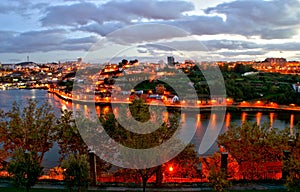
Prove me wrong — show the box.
[0,89,299,169]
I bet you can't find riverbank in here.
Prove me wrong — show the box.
[48,90,300,112]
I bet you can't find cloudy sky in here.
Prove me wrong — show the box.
[0,0,299,63]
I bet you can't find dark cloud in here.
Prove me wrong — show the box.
[41,3,99,26]
[0,29,98,53]
[138,44,174,50]
[41,0,194,26]
[1,0,299,60]
[136,39,300,60]
[62,36,98,44]
[205,0,300,26]
[264,42,300,52]
[105,23,189,44]
[150,0,299,40]
[260,28,299,40]
[3,0,300,41]
[88,0,300,40]
[140,40,258,52]
[95,0,299,40]
[103,0,194,20]
[79,22,126,36]
[0,4,18,14]
[0,31,16,42]
[202,40,259,51]
[165,15,228,35]
[217,50,267,57]
[203,0,300,39]
[0,0,48,16]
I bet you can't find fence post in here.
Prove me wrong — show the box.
[89,151,97,186]
[282,150,291,180]
[221,152,228,175]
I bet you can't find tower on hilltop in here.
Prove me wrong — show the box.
[167,56,175,65]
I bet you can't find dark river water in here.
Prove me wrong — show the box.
[1,89,299,169]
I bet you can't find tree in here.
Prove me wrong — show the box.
[0,99,57,163]
[164,144,200,179]
[218,121,289,180]
[57,109,111,186]
[62,154,90,192]
[283,126,300,191]
[0,110,9,163]
[100,99,198,192]
[101,99,180,192]
[7,149,43,192]
[208,166,231,192]
[57,109,88,160]
[284,157,300,191]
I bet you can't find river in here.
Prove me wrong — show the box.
[0,89,299,169]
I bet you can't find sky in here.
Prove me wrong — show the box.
[0,0,299,64]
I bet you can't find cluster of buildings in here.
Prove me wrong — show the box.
[0,58,84,90]
[253,58,300,74]
[2,57,300,103]
[215,58,300,74]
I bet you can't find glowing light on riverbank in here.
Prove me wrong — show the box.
[290,114,294,131]
[270,113,274,128]
[163,111,169,123]
[225,113,231,129]
[96,106,101,116]
[241,112,247,123]
[256,112,262,125]
[209,113,217,130]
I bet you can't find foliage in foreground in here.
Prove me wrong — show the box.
[218,121,290,180]
[101,99,200,192]
[208,166,231,192]
[7,149,43,192]
[62,154,90,192]
[282,132,300,192]
[0,100,57,163]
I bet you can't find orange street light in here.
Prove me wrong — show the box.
[255,100,263,106]
[169,166,174,172]
[240,101,249,106]
[226,98,233,104]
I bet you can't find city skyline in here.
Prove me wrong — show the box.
[0,0,299,63]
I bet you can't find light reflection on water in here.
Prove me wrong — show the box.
[1,89,300,168]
